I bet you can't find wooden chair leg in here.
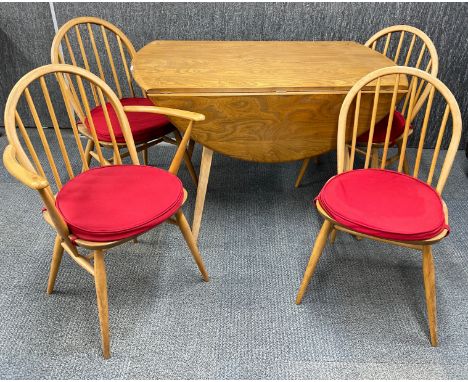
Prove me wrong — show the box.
[188,139,195,159]
[83,139,94,170]
[47,235,64,294]
[397,141,410,174]
[422,245,438,346]
[183,151,198,187]
[142,147,148,165]
[173,130,198,187]
[94,250,110,359]
[175,210,209,282]
[192,146,213,242]
[295,158,311,188]
[296,220,332,304]
[329,228,337,244]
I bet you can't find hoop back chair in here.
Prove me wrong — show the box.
[295,67,462,346]
[294,25,439,187]
[50,17,198,185]
[3,64,208,359]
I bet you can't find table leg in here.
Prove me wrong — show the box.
[192,146,214,242]
[294,158,311,188]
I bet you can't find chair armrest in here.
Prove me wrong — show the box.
[3,145,49,190]
[123,105,205,122]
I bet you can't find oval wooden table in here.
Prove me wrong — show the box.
[132,41,407,241]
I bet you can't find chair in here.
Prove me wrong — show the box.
[3,64,209,359]
[294,25,439,187]
[50,16,198,185]
[295,66,462,346]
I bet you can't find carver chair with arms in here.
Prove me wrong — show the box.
[3,64,209,359]
[51,16,198,185]
[295,66,462,347]
[295,25,439,187]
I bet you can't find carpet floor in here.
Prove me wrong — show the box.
[0,128,467,379]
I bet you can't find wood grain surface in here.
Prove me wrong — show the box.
[133,41,402,93]
[134,40,406,162]
[150,92,399,162]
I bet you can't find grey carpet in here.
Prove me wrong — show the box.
[0,128,467,379]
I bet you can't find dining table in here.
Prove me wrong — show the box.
[132,40,407,241]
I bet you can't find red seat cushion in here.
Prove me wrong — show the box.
[56,165,183,242]
[356,111,410,144]
[85,97,174,143]
[316,169,448,241]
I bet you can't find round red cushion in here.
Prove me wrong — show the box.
[85,97,174,143]
[56,165,183,242]
[317,169,448,241]
[356,110,408,144]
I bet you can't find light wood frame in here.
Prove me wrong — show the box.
[3,64,208,359]
[296,66,462,347]
[295,25,439,187]
[50,16,198,185]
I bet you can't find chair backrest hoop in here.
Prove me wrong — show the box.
[51,16,137,63]
[51,17,138,100]
[337,66,461,194]
[365,24,439,77]
[365,25,439,120]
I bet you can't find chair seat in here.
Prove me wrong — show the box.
[316,169,448,241]
[356,110,410,144]
[85,97,175,144]
[56,165,183,242]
